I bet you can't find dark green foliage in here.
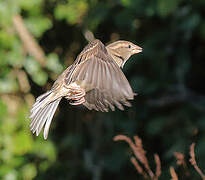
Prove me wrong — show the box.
[0,0,205,179]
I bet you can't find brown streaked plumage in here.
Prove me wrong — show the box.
[30,39,142,139]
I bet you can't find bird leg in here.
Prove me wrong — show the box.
[69,88,86,100]
[65,85,86,105]
[69,96,85,105]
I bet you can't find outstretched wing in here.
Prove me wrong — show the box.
[64,39,135,111]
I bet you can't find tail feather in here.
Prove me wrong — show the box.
[30,91,52,115]
[36,90,52,102]
[43,99,60,139]
[30,90,62,139]
[30,102,52,133]
[30,100,50,128]
[34,103,54,135]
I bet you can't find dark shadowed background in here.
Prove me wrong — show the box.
[0,0,205,179]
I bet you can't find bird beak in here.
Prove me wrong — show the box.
[132,45,142,54]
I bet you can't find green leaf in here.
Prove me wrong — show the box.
[0,99,7,119]
[55,0,88,24]
[0,30,16,49]
[13,131,33,155]
[25,16,52,38]
[1,117,17,134]
[3,169,18,180]
[46,53,63,74]
[32,140,56,162]
[24,56,48,86]
[19,0,43,15]
[32,70,48,86]
[0,0,20,26]
[7,39,24,68]
[120,0,131,7]
[17,104,29,126]
[21,164,37,180]
[0,74,18,93]
[87,3,109,30]
[157,0,180,17]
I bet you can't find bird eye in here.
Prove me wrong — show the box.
[128,45,131,48]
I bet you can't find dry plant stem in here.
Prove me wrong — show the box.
[113,135,155,179]
[170,167,179,180]
[174,152,190,177]
[130,156,148,179]
[189,143,205,180]
[13,15,46,66]
[154,154,161,179]
[133,136,155,178]
[174,152,186,167]
[114,135,142,162]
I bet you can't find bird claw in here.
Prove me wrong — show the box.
[69,97,85,105]
[69,89,85,99]
[65,86,86,105]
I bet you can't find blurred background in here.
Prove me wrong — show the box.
[0,0,205,179]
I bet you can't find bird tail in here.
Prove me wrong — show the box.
[29,90,62,139]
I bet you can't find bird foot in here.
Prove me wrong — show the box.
[65,85,86,105]
[69,88,86,100]
[69,97,85,105]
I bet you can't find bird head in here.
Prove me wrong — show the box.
[106,40,142,68]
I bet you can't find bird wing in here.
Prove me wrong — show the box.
[64,39,135,111]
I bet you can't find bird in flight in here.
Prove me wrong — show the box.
[30,39,142,139]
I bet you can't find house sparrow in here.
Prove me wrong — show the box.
[30,39,142,139]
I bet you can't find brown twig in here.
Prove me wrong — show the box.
[189,143,205,180]
[13,15,46,66]
[130,156,148,179]
[170,167,179,180]
[154,154,161,179]
[133,136,154,178]
[113,135,161,180]
[113,135,144,164]
[174,152,190,177]
[174,152,185,166]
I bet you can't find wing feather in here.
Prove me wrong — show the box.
[64,39,135,111]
